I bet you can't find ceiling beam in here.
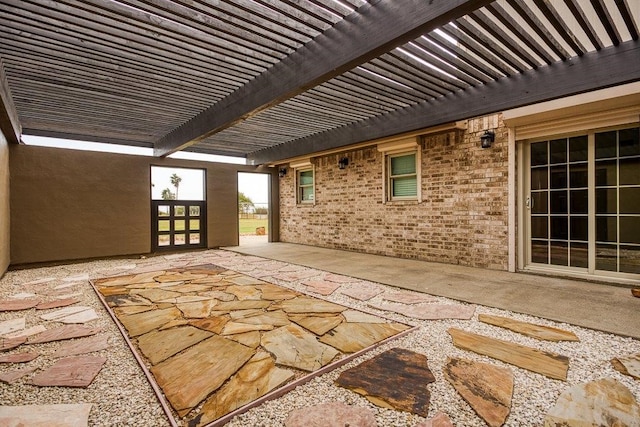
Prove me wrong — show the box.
[153,0,491,157]
[247,39,640,164]
[0,58,21,144]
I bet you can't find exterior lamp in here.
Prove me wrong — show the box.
[279,167,287,178]
[338,157,349,169]
[481,130,495,148]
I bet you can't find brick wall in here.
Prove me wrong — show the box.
[279,114,509,270]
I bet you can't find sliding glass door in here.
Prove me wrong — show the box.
[525,126,640,278]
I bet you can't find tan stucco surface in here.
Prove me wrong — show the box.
[10,145,276,265]
[0,130,9,275]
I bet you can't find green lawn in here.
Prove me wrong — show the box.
[239,218,268,234]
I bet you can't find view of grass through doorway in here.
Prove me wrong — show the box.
[238,172,270,245]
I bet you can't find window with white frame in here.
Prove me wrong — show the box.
[387,151,418,200]
[297,167,314,204]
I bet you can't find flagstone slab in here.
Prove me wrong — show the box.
[336,347,435,416]
[36,298,80,310]
[221,321,274,335]
[0,366,38,384]
[213,300,272,312]
[611,353,640,380]
[370,302,475,320]
[478,314,579,342]
[255,283,300,300]
[273,271,319,282]
[323,273,353,283]
[113,305,154,316]
[160,295,210,304]
[22,277,56,286]
[96,271,164,287]
[128,281,177,290]
[226,285,263,300]
[303,280,341,295]
[28,325,101,344]
[10,292,37,299]
[544,378,640,427]
[155,273,209,283]
[415,412,454,427]
[228,276,268,286]
[31,355,106,387]
[0,317,25,335]
[58,309,100,324]
[190,317,229,334]
[137,326,213,365]
[261,324,339,371]
[40,306,95,322]
[192,351,295,426]
[53,335,111,358]
[444,358,513,427]
[340,286,383,301]
[159,319,191,330]
[320,322,410,353]
[290,314,343,335]
[0,298,40,311]
[161,283,211,293]
[0,336,27,351]
[234,310,290,326]
[3,325,46,339]
[278,296,346,314]
[118,307,182,337]
[383,291,439,304]
[177,299,217,318]
[64,273,89,282]
[448,328,569,380]
[0,403,92,426]
[342,309,387,323]
[131,288,183,303]
[0,352,39,363]
[226,331,261,348]
[151,336,255,414]
[104,294,153,307]
[284,402,376,427]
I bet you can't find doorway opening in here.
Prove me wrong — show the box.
[238,172,270,246]
[151,166,206,251]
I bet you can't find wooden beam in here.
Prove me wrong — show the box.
[154,0,491,156]
[0,58,21,144]
[247,39,640,164]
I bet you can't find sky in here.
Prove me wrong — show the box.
[23,135,270,205]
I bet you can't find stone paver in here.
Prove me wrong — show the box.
[261,324,339,371]
[0,352,39,363]
[302,280,341,295]
[611,353,640,380]
[336,348,435,416]
[319,322,410,353]
[53,335,111,358]
[444,358,513,427]
[284,402,376,427]
[370,302,475,320]
[0,298,40,311]
[340,285,383,301]
[0,317,25,335]
[416,412,454,427]
[28,325,101,344]
[31,356,106,387]
[0,403,92,426]
[544,378,640,426]
[479,314,579,342]
[448,328,569,380]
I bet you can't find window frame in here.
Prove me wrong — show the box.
[387,151,419,201]
[296,166,315,205]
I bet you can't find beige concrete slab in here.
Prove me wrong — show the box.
[226,243,640,339]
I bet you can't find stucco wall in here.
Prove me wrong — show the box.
[279,114,509,270]
[10,145,276,265]
[0,130,9,276]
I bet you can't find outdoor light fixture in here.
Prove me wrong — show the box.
[480,130,495,148]
[279,167,287,178]
[338,157,349,169]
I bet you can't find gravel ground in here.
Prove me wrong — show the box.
[1,249,639,427]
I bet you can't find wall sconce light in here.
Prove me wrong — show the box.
[278,167,287,178]
[480,130,495,149]
[338,157,349,169]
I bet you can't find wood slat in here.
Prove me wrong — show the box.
[590,0,622,46]
[154,0,494,156]
[562,0,604,50]
[531,0,586,55]
[614,0,639,40]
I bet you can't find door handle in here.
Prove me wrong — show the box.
[526,196,534,210]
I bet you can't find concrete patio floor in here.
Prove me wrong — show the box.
[228,242,640,339]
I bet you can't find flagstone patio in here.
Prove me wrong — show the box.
[92,265,413,426]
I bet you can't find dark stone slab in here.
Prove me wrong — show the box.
[336,347,434,416]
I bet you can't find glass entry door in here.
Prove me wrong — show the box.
[525,126,640,278]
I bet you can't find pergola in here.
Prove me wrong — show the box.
[0,0,639,164]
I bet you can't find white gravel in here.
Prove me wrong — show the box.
[1,249,639,427]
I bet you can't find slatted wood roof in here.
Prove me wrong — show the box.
[0,0,639,163]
